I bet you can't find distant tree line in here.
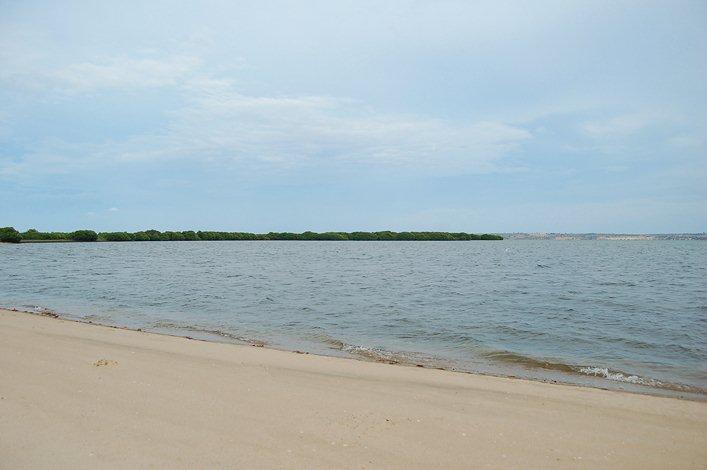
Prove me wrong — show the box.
[10,228,99,243]
[1,227,503,243]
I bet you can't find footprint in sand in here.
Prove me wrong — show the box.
[93,359,118,367]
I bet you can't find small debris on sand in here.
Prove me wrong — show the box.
[38,310,59,318]
[93,359,118,367]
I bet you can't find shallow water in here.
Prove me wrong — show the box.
[2,240,705,397]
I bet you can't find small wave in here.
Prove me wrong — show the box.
[484,350,705,394]
[483,351,576,373]
[151,321,265,346]
[22,304,53,312]
[578,367,662,387]
[82,313,111,322]
[575,366,705,394]
[16,305,60,318]
[308,331,397,361]
[307,331,438,366]
[306,331,346,350]
[597,280,637,287]
[342,344,405,364]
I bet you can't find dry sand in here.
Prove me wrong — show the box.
[1,308,705,469]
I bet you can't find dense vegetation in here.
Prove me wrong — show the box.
[70,230,99,242]
[0,227,22,243]
[2,227,503,243]
[17,228,98,242]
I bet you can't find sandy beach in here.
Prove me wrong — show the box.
[1,308,705,469]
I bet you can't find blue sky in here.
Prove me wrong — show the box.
[1,0,705,233]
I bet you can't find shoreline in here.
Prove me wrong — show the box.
[2,307,705,468]
[5,306,704,402]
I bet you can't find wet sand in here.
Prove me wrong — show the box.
[1,308,705,469]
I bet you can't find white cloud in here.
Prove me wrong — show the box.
[51,56,200,91]
[0,41,200,94]
[1,84,532,177]
[1,48,534,176]
[580,113,663,138]
[111,82,533,174]
[0,40,523,174]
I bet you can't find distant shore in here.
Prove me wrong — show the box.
[4,227,706,243]
[1,227,503,243]
[1,308,705,468]
[502,232,707,240]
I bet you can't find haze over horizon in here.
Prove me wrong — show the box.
[1,0,705,233]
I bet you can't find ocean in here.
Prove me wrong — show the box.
[2,240,705,398]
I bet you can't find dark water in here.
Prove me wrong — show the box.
[2,240,705,398]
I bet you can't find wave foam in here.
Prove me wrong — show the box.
[310,333,437,366]
[484,349,705,395]
[578,367,662,387]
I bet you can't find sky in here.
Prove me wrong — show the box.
[1,0,705,233]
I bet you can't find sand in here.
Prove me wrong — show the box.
[0,308,705,469]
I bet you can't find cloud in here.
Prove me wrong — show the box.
[580,113,664,138]
[51,56,200,91]
[0,45,532,176]
[110,81,533,174]
[0,42,200,94]
[1,62,532,177]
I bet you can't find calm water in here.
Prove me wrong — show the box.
[2,240,705,397]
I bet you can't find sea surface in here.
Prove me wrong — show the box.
[2,240,705,398]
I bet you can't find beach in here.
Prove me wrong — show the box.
[1,308,705,469]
